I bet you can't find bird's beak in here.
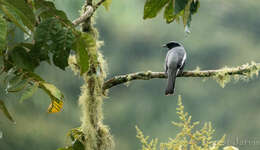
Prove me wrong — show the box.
[162,44,167,48]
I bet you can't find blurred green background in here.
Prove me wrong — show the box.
[1,0,260,149]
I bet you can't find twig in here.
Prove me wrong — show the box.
[103,63,260,90]
[95,0,107,9]
[72,0,107,26]
[72,6,94,26]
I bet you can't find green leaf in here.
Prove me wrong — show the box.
[0,15,7,52]
[7,79,28,92]
[35,0,72,26]
[183,0,192,27]
[40,82,63,101]
[19,82,38,103]
[57,139,84,150]
[73,33,90,75]
[33,17,75,70]
[143,0,169,19]
[0,5,29,34]
[174,0,189,14]
[40,82,64,113]
[51,24,75,70]
[57,147,73,150]
[187,0,200,27]
[26,71,44,82]
[103,0,112,11]
[0,0,35,31]
[9,46,39,71]
[71,139,85,150]
[0,100,15,123]
[6,74,26,92]
[33,18,56,62]
[164,0,177,23]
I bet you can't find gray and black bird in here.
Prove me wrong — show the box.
[163,41,187,95]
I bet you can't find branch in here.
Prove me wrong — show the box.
[103,63,260,90]
[95,0,107,9]
[72,0,107,26]
[72,6,94,26]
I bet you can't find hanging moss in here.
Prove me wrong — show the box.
[68,2,114,149]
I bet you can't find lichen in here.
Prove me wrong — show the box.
[78,50,114,150]
[68,55,80,75]
[212,62,260,88]
[77,3,114,149]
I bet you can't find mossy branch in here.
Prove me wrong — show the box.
[103,62,260,90]
[72,0,108,26]
[73,6,94,26]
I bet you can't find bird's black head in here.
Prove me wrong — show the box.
[162,41,181,49]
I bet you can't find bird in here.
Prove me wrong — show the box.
[163,41,187,95]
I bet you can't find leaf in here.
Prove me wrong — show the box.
[40,82,64,113]
[0,5,29,34]
[51,24,75,70]
[57,147,73,150]
[47,99,63,113]
[6,74,27,93]
[0,0,36,31]
[40,82,63,100]
[0,15,7,52]
[35,0,72,26]
[26,72,44,82]
[33,17,75,70]
[9,46,39,71]
[7,79,28,92]
[187,0,200,27]
[0,100,15,123]
[33,18,56,62]
[19,82,38,103]
[183,0,192,27]
[143,0,169,19]
[174,0,189,14]
[164,0,177,23]
[103,0,112,11]
[57,138,84,150]
[73,33,90,75]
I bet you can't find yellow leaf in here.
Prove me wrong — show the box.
[48,98,63,113]
[103,0,112,11]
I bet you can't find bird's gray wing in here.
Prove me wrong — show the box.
[175,47,186,69]
[165,51,170,74]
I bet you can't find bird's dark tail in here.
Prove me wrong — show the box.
[165,69,176,95]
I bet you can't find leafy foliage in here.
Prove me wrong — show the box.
[136,96,239,150]
[35,0,73,26]
[8,45,39,71]
[143,0,200,28]
[143,0,169,19]
[0,0,96,116]
[33,17,75,69]
[0,0,35,33]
